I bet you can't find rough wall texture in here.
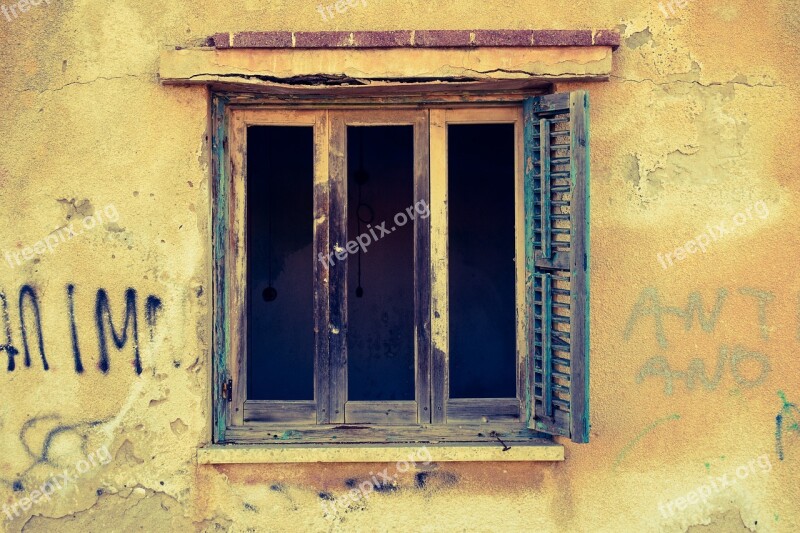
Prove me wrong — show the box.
[1,0,799,532]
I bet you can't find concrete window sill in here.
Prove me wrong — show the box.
[197,443,564,464]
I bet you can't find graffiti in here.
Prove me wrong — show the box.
[624,287,783,347]
[737,288,774,341]
[0,414,109,491]
[0,291,19,371]
[96,288,139,374]
[636,345,770,395]
[775,391,800,461]
[144,295,163,342]
[67,284,82,373]
[612,413,681,471]
[624,287,729,348]
[19,285,48,370]
[1,284,162,375]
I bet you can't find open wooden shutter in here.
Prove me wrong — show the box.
[524,91,590,443]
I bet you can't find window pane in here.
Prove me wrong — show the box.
[247,126,314,400]
[346,126,415,401]
[448,124,517,399]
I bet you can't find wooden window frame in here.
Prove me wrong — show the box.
[212,92,557,446]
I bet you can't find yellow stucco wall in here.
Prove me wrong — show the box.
[1,1,799,531]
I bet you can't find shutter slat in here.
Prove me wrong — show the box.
[524,91,590,444]
[539,119,552,259]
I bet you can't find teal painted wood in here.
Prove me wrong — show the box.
[539,119,552,259]
[569,91,590,444]
[211,93,230,443]
[542,273,553,417]
[522,97,537,430]
[523,92,590,444]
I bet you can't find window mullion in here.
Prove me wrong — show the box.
[328,112,348,424]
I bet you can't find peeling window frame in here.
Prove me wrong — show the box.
[211,87,588,447]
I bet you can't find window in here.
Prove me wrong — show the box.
[212,91,589,445]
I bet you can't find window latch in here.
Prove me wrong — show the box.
[222,379,233,402]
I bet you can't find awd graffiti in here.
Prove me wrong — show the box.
[636,345,770,395]
[0,284,162,375]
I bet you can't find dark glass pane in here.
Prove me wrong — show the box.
[448,124,517,398]
[346,126,416,401]
[247,126,314,400]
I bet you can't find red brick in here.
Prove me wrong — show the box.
[232,31,292,48]
[532,30,592,46]
[352,31,412,47]
[472,30,533,46]
[211,32,230,49]
[294,31,351,48]
[414,30,472,47]
[593,29,621,48]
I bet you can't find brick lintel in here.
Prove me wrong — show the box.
[207,29,620,50]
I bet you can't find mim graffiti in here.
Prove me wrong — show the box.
[0,284,162,375]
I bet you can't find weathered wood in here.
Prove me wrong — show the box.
[541,273,553,417]
[344,401,418,425]
[211,93,230,443]
[524,91,590,444]
[414,112,432,424]
[513,107,527,436]
[446,398,521,424]
[539,118,552,259]
[229,110,247,427]
[222,422,556,444]
[328,113,348,424]
[225,108,330,429]
[429,109,448,424]
[314,111,331,424]
[531,92,570,113]
[568,90,590,443]
[534,250,570,270]
[244,401,317,424]
[522,97,537,429]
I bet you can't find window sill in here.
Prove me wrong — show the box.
[197,442,564,464]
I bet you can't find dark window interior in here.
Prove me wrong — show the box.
[346,126,416,401]
[247,126,315,400]
[448,124,517,399]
